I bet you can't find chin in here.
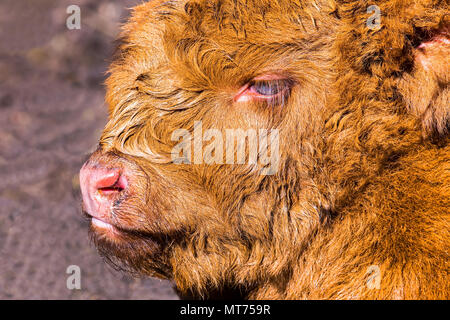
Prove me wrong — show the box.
[87,214,172,279]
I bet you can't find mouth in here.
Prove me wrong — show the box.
[83,209,157,242]
[82,209,135,240]
[91,216,116,231]
[82,210,118,234]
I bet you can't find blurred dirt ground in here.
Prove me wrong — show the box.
[0,0,178,299]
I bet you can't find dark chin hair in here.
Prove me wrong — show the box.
[88,225,172,279]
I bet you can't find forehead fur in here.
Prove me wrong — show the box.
[102,0,337,157]
[106,0,337,106]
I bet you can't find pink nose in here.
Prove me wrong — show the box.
[79,164,127,222]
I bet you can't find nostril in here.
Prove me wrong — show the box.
[92,169,127,195]
[79,163,129,222]
[98,175,128,195]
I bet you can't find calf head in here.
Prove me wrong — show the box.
[80,0,449,299]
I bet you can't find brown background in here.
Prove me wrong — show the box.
[0,0,178,299]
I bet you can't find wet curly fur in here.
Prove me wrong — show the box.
[88,0,449,299]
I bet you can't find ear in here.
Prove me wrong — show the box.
[398,24,449,140]
[334,0,448,141]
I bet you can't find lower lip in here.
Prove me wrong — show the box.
[91,217,115,231]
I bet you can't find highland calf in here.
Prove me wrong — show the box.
[80,0,449,299]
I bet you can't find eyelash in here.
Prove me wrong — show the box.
[234,78,292,107]
[248,80,290,97]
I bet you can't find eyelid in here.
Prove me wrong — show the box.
[249,79,289,95]
[253,74,288,81]
[234,76,293,103]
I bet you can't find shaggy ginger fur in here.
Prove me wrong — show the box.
[81,0,449,299]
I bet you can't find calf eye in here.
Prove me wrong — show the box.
[250,80,287,96]
[234,77,293,104]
